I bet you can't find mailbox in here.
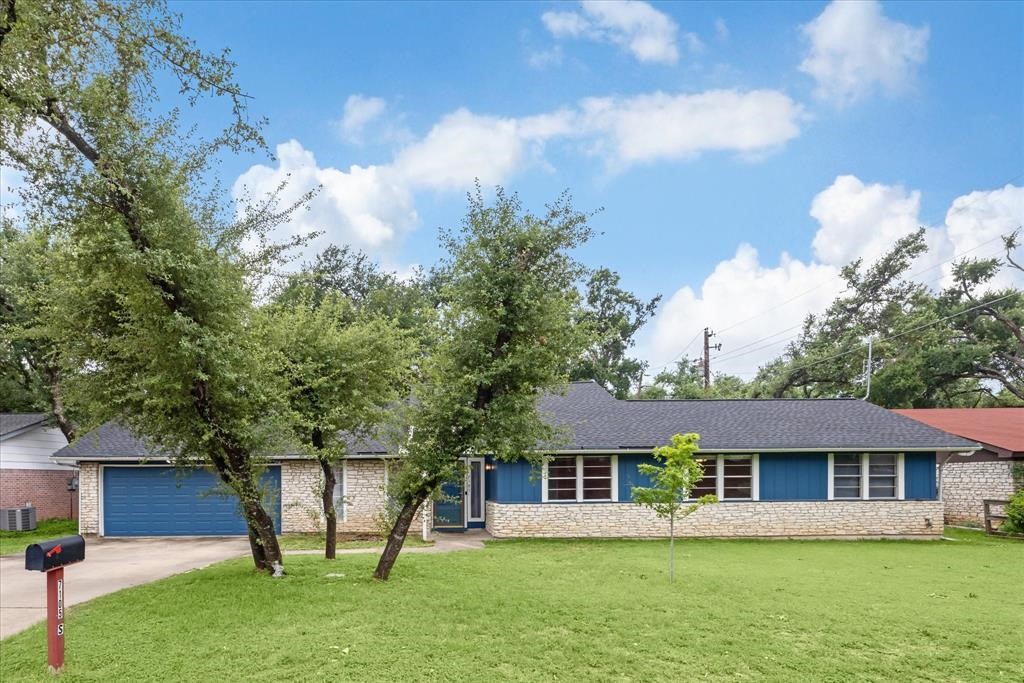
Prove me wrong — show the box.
[25,535,86,572]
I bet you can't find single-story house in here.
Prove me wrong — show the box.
[52,382,978,539]
[1,413,76,520]
[892,408,1023,525]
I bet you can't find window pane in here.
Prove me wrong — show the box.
[690,458,717,498]
[833,454,862,498]
[548,457,576,479]
[723,485,751,499]
[548,488,577,501]
[583,484,611,500]
[720,456,752,500]
[867,454,897,499]
[548,478,576,491]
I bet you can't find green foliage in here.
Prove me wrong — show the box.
[633,433,718,517]
[1002,489,1024,534]
[570,267,660,398]
[632,432,717,581]
[259,288,415,459]
[387,186,594,508]
[754,229,1024,406]
[638,357,749,399]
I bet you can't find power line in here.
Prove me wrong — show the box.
[711,237,1012,366]
[778,292,1017,378]
[647,328,703,374]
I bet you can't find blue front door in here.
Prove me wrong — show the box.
[103,466,281,536]
[433,478,464,529]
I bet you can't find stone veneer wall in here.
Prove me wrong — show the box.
[940,461,1018,525]
[485,500,945,539]
[78,461,99,534]
[281,458,428,535]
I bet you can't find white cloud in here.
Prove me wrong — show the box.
[234,88,804,265]
[714,18,729,41]
[810,175,923,267]
[542,0,689,64]
[338,95,388,143]
[799,0,929,106]
[579,89,803,167]
[528,45,564,69]
[642,177,1024,376]
[232,140,417,259]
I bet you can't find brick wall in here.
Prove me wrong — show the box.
[0,468,79,520]
[940,461,1017,524]
[486,500,945,539]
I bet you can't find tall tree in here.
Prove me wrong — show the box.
[373,187,593,581]
[0,224,76,436]
[637,357,749,399]
[0,0,297,573]
[260,290,414,559]
[570,268,660,398]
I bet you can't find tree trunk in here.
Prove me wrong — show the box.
[44,367,76,442]
[320,457,338,560]
[373,495,424,581]
[237,475,283,574]
[668,513,675,583]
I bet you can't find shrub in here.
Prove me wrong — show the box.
[1002,489,1024,534]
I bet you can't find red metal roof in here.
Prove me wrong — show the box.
[891,408,1024,455]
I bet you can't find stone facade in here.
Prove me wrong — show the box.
[78,462,99,534]
[0,469,79,520]
[486,500,945,539]
[940,461,1018,525]
[281,459,322,533]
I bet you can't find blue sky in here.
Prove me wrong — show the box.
[174,0,1023,378]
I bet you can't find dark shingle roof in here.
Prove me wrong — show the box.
[0,413,47,437]
[53,382,978,461]
[538,382,978,451]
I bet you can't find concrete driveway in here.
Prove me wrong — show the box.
[0,537,249,639]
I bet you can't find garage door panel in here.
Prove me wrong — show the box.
[102,466,281,536]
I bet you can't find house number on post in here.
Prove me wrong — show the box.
[25,535,86,672]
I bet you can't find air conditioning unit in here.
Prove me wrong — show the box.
[0,506,38,531]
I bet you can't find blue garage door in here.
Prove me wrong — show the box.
[103,466,281,536]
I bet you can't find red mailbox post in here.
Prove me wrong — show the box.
[25,535,85,672]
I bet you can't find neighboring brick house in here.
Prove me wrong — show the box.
[892,408,1023,525]
[53,383,977,540]
[0,413,76,520]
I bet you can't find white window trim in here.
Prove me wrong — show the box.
[828,452,905,501]
[691,454,759,502]
[542,455,618,503]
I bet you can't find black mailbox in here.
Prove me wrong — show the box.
[25,535,86,572]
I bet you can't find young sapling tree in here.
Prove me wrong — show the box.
[632,433,717,582]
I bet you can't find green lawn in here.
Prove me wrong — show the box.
[0,518,78,557]
[1,531,1021,682]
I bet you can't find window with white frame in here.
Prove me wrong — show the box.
[544,455,616,502]
[690,455,756,501]
[830,453,902,500]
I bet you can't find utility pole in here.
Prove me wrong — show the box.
[862,336,874,401]
[702,327,722,390]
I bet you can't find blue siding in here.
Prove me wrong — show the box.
[490,459,542,502]
[618,454,657,502]
[103,466,281,536]
[904,452,937,500]
[759,454,828,500]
